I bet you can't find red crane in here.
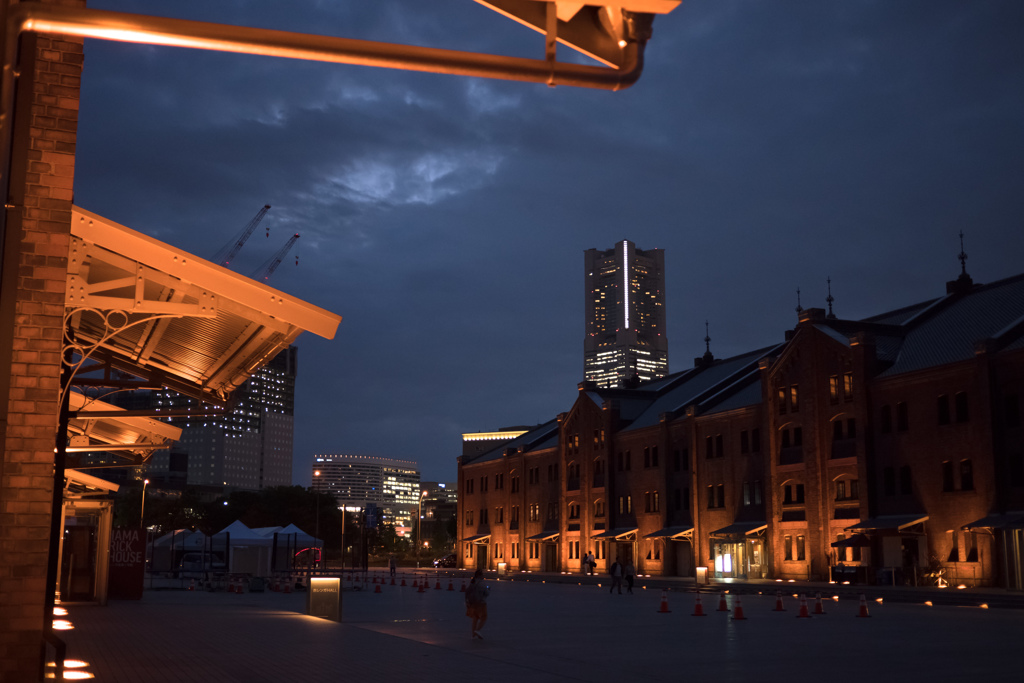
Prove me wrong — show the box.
[251,233,299,282]
[212,204,271,268]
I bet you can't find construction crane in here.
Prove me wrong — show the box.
[251,233,299,282]
[212,204,271,268]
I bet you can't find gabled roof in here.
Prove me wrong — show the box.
[879,273,1024,376]
[66,206,342,405]
[462,418,560,466]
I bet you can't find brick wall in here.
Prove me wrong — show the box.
[0,1,84,679]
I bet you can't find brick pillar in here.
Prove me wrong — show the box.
[0,1,84,679]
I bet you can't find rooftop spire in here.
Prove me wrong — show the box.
[946,230,974,295]
[796,287,803,316]
[695,319,714,367]
[826,277,836,319]
[959,230,968,276]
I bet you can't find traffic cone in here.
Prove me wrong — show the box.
[856,594,871,618]
[188,579,195,591]
[390,576,396,585]
[401,576,407,587]
[732,596,747,620]
[435,579,442,590]
[657,590,671,613]
[374,583,382,594]
[412,579,418,589]
[796,595,811,618]
[773,590,786,612]
[717,592,729,612]
[417,580,426,593]
[814,592,826,615]
[692,594,707,617]
[447,580,455,591]
[372,575,378,584]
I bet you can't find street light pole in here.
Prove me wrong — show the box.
[416,490,427,568]
[140,479,150,527]
[313,471,320,571]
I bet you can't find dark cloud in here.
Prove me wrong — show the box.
[74,1,1024,482]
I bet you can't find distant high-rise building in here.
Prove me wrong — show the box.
[145,347,297,490]
[312,455,421,531]
[584,240,668,388]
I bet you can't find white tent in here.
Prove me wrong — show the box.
[213,520,273,576]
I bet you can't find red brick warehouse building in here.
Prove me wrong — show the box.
[457,266,1024,588]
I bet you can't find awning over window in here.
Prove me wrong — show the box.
[66,206,342,406]
[591,527,637,540]
[67,392,181,455]
[64,469,120,499]
[461,534,491,544]
[831,533,871,548]
[710,522,766,537]
[526,531,559,541]
[643,525,694,540]
[846,515,928,532]
[962,513,1024,530]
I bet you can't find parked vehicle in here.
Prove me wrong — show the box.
[433,554,457,568]
[178,552,226,573]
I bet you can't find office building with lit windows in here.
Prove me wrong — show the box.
[312,454,421,530]
[459,264,1024,591]
[125,347,298,490]
[584,240,668,388]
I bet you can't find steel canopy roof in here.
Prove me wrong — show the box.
[66,206,342,405]
[67,391,181,455]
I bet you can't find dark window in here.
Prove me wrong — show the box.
[955,392,969,423]
[938,395,951,425]
[778,388,787,414]
[682,448,690,470]
[896,402,909,432]
[942,461,954,492]
[833,420,844,441]
[960,459,974,491]
[784,535,793,561]
[883,467,895,496]
[795,484,805,504]
[783,484,793,504]
[716,484,725,508]
[847,418,856,439]
[651,446,658,467]
[643,447,650,468]
[644,491,651,513]
[741,430,749,454]
[836,480,846,500]
[850,479,859,499]
[673,449,681,471]
[753,481,762,505]
[794,427,803,446]
[751,429,760,453]
[781,430,791,448]
[707,485,715,509]
[743,481,751,506]
[1006,394,1021,428]
[716,435,724,458]
[653,491,659,512]
[880,405,892,434]
[706,436,714,459]
[899,466,912,495]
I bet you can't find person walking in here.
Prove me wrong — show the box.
[624,559,635,594]
[465,569,490,639]
[586,551,595,575]
[388,555,397,578]
[609,557,623,594]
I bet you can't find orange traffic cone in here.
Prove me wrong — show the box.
[435,579,442,590]
[372,575,378,584]
[374,583,382,594]
[657,590,671,613]
[447,580,455,591]
[773,590,786,612]
[188,579,195,591]
[692,594,707,617]
[417,580,426,593]
[717,592,729,612]
[732,596,747,620]
[856,594,871,618]
[401,576,407,587]
[813,592,826,615]
[796,595,811,618]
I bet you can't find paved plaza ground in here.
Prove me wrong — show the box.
[58,573,1021,682]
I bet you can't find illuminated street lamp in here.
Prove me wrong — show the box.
[416,490,427,568]
[140,479,150,527]
[313,470,321,570]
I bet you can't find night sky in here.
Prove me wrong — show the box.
[71,1,1024,485]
